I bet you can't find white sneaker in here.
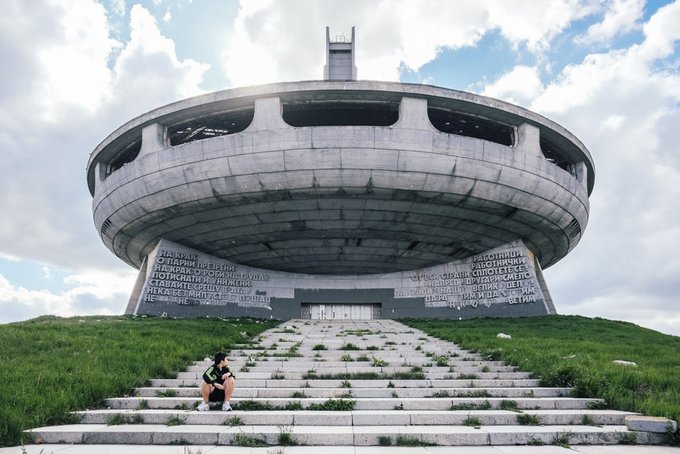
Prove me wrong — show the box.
[197,402,210,412]
[222,402,232,411]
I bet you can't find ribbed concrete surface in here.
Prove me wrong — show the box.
[89,82,593,273]
[25,320,667,449]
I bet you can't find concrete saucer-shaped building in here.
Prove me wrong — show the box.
[87,28,594,320]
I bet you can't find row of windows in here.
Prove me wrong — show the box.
[107,101,570,175]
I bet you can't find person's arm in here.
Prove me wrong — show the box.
[222,366,236,380]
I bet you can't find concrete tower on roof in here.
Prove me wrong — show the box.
[324,26,357,81]
[87,27,594,320]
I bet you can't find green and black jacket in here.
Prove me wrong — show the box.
[202,365,235,384]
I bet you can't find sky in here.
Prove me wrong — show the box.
[1,0,679,336]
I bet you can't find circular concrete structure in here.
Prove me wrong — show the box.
[87,81,594,276]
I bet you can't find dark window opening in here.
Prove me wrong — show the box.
[428,108,514,146]
[540,138,573,173]
[168,108,254,146]
[108,138,142,175]
[100,218,112,237]
[283,101,399,127]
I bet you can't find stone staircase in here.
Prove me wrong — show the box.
[28,319,664,447]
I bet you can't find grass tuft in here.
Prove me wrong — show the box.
[516,413,540,426]
[552,431,571,448]
[308,399,356,411]
[233,431,267,447]
[378,435,392,446]
[224,416,243,426]
[500,400,519,411]
[165,415,186,426]
[338,343,361,351]
[450,400,491,411]
[463,416,482,427]
[395,435,437,446]
[277,425,297,446]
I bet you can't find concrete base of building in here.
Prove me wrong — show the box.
[126,238,555,320]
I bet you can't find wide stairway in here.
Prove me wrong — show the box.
[28,319,664,447]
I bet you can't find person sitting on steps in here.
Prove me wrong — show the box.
[197,351,235,411]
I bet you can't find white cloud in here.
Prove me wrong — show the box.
[486,0,594,52]
[222,0,594,86]
[112,4,208,105]
[0,1,208,276]
[528,3,680,336]
[575,0,644,46]
[481,65,544,107]
[37,0,119,120]
[602,114,626,129]
[0,270,136,323]
[637,0,680,61]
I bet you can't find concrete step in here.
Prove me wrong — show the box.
[173,371,533,380]
[105,396,603,411]
[184,359,508,370]
[149,377,543,388]
[175,366,518,379]
[76,409,639,426]
[28,424,665,446]
[135,386,572,399]
[24,319,665,448]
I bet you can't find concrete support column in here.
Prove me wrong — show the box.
[574,161,588,187]
[395,97,436,131]
[515,123,542,157]
[95,161,106,189]
[139,122,167,156]
[247,97,289,131]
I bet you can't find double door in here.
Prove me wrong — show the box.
[303,304,380,320]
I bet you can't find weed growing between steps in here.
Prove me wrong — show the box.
[395,435,438,446]
[307,398,356,411]
[233,431,267,447]
[224,416,243,426]
[552,431,572,448]
[516,413,540,425]
[0,315,278,447]
[450,400,492,410]
[302,364,425,381]
[463,416,482,427]
[404,314,680,443]
[500,400,519,411]
[105,413,144,425]
[277,425,297,446]
[233,398,356,411]
[378,435,392,446]
[338,343,361,350]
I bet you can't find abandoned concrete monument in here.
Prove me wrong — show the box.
[86,28,594,320]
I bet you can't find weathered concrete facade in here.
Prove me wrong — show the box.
[128,239,554,320]
[87,80,594,319]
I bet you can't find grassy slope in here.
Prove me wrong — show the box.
[0,315,278,447]
[404,315,680,429]
[2,314,678,447]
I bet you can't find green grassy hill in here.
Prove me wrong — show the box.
[0,314,678,447]
[404,315,680,442]
[0,315,278,447]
